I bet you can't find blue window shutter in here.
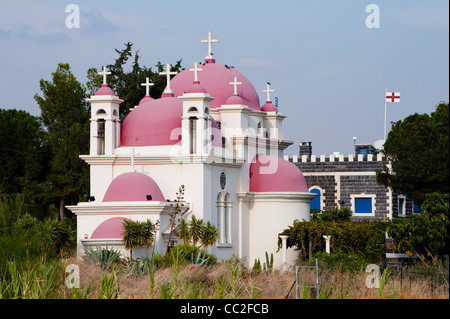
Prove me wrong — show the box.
[355,198,372,213]
[310,189,321,211]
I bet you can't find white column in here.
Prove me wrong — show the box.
[323,235,331,254]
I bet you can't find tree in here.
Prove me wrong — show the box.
[376,102,449,204]
[188,215,204,247]
[165,185,185,257]
[14,213,38,259]
[201,221,218,249]
[86,42,183,120]
[387,192,449,263]
[0,109,50,219]
[34,63,90,220]
[122,219,140,260]
[141,219,159,258]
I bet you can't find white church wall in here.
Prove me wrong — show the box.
[248,193,312,269]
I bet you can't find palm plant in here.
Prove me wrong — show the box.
[178,218,190,244]
[142,219,159,258]
[188,215,203,246]
[201,221,218,249]
[15,213,38,259]
[122,219,141,260]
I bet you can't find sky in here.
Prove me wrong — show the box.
[0,0,448,156]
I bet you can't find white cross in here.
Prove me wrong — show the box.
[201,30,219,58]
[189,62,203,82]
[130,147,140,172]
[141,77,154,96]
[98,66,111,85]
[262,82,275,102]
[229,76,242,95]
[159,63,178,93]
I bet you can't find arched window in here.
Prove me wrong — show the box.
[223,193,231,244]
[310,187,322,212]
[216,193,223,243]
[189,116,197,154]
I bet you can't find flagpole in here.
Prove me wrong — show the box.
[384,87,387,141]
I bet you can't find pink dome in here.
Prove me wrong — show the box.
[103,172,165,202]
[186,81,207,93]
[91,217,130,239]
[225,94,245,105]
[121,97,183,147]
[261,101,278,113]
[249,154,309,192]
[138,95,154,106]
[170,63,260,111]
[95,84,115,96]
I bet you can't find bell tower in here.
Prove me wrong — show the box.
[179,63,215,155]
[87,67,123,155]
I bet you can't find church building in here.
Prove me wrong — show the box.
[67,31,315,269]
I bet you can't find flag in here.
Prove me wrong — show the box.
[386,92,400,103]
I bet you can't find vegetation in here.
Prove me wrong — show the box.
[387,192,449,263]
[376,102,449,204]
[282,208,388,264]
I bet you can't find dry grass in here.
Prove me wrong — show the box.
[62,257,448,299]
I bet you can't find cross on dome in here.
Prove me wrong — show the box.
[189,62,203,83]
[159,63,178,95]
[98,66,111,86]
[229,76,242,96]
[201,31,219,61]
[141,77,154,96]
[262,82,275,102]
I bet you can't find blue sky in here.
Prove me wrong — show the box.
[0,0,448,156]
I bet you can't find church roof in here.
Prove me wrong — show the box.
[91,217,129,239]
[121,96,183,147]
[95,84,115,96]
[261,101,278,113]
[170,62,261,111]
[103,172,166,202]
[249,154,309,193]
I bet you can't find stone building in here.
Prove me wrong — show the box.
[284,141,421,221]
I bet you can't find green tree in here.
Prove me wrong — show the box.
[86,42,183,120]
[122,219,140,260]
[376,102,449,204]
[34,63,90,220]
[0,109,50,220]
[141,219,159,258]
[387,192,449,263]
[14,213,38,259]
[201,221,218,249]
[188,215,203,247]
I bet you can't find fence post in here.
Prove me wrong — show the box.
[315,258,320,298]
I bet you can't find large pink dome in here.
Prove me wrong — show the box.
[103,172,166,202]
[249,154,309,193]
[121,97,183,147]
[170,63,260,111]
[120,96,223,148]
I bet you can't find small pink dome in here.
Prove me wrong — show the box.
[91,217,130,239]
[170,63,260,111]
[249,154,309,192]
[186,81,207,93]
[121,97,183,147]
[95,84,115,96]
[261,101,278,113]
[225,94,245,105]
[103,172,165,202]
[138,95,154,106]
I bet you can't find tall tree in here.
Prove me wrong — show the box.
[34,63,90,220]
[0,109,50,220]
[376,102,449,204]
[86,42,183,120]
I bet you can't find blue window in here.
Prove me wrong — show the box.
[355,198,372,214]
[413,203,423,214]
[357,147,369,157]
[310,188,321,211]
